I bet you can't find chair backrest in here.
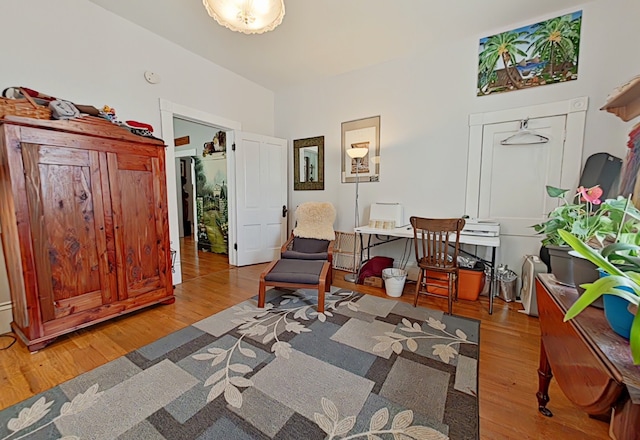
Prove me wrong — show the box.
[293,202,336,241]
[410,216,466,268]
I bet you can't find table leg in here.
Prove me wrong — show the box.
[537,339,554,417]
[489,247,496,315]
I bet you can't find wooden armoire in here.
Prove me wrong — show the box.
[0,116,174,351]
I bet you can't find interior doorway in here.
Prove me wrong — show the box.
[159,99,241,285]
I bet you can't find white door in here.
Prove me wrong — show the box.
[232,132,288,266]
[478,115,567,273]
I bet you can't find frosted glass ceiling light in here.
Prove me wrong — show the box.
[203,0,285,34]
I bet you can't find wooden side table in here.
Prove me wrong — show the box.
[536,273,640,440]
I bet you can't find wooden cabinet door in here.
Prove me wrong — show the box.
[22,144,115,322]
[107,151,171,299]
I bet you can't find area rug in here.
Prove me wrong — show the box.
[0,288,480,440]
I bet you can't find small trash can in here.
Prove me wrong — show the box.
[497,266,518,302]
[382,268,407,297]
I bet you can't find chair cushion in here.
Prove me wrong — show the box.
[264,259,325,284]
[282,250,328,260]
[292,237,329,253]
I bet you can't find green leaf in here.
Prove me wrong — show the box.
[601,243,640,258]
[564,277,627,320]
[631,311,640,365]
[546,185,569,198]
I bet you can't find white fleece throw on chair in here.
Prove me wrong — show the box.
[293,202,336,240]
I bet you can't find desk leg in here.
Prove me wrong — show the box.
[536,339,554,417]
[489,247,496,315]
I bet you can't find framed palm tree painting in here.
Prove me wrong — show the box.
[477,10,582,96]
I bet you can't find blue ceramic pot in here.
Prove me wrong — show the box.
[599,269,634,339]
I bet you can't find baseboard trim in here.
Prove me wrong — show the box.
[0,301,12,334]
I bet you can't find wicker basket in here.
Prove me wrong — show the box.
[0,88,51,120]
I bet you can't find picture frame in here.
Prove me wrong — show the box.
[203,130,227,157]
[341,116,380,183]
[293,136,324,191]
[477,10,582,96]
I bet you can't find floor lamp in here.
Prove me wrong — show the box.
[344,147,368,283]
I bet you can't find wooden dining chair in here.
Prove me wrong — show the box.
[410,216,466,314]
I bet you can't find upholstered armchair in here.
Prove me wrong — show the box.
[280,202,336,284]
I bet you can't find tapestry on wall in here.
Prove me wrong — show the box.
[195,156,229,254]
[477,10,582,96]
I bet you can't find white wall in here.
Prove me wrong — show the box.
[276,0,640,236]
[0,0,275,324]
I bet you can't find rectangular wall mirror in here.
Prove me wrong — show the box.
[294,136,324,190]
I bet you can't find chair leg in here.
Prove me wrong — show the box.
[454,272,459,302]
[318,283,326,314]
[258,278,266,308]
[447,274,453,315]
[414,269,423,307]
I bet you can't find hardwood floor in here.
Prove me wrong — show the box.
[0,238,609,439]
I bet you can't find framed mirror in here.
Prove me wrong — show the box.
[294,136,324,190]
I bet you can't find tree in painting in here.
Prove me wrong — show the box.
[527,14,580,82]
[477,10,582,96]
[478,30,529,90]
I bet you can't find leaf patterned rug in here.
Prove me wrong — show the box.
[0,288,479,440]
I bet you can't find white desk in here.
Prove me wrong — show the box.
[354,224,501,314]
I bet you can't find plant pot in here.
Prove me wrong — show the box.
[539,245,552,273]
[599,269,634,339]
[569,250,604,309]
[547,245,574,286]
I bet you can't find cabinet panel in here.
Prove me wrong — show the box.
[22,144,114,322]
[107,152,170,299]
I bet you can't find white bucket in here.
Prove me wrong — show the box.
[382,268,407,297]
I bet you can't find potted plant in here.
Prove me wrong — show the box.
[559,229,640,364]
[533,185,640,286]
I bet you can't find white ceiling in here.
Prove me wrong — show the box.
[88,0,589,92]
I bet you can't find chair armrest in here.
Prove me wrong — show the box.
[281,233,295,254]
[327,240,335,263]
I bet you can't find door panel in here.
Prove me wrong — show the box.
[234,132,287,266]
[108,152,169,298]
[479,115,567,272]
[22,144,112,322]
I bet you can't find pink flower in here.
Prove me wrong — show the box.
[577,185,603,205]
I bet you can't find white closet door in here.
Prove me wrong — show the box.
[479,115,567,270]
[233,132,288,266]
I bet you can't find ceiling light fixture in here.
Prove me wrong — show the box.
[202,0,285,35]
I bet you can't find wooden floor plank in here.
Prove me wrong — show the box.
[0,237,610,439]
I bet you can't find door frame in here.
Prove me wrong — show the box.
[465,96,589,217]
[159,99,241,284]
[175,148,197,240]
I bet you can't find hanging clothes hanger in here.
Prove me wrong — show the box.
[500,118,549,145]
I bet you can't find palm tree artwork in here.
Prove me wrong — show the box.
[477,10,582,96]
[478,31,529,91]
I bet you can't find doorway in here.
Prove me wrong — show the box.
[159,99,289,285]
[160,99,241,285]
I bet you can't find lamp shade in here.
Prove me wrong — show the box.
[346,147,368,159]
[203,0,285,35]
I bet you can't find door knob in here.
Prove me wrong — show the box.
[282,205,288,218]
